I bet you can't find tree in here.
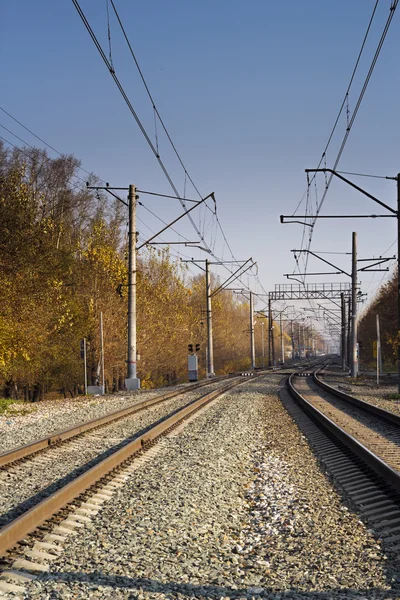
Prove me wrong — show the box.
[358,269,397,367]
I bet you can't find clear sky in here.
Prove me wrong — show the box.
[1,1,399,341]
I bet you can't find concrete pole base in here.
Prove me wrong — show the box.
[87,386,105,395]
[125,377,141,391]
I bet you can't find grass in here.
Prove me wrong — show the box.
[0,398,34,417]
[385,393,400,401]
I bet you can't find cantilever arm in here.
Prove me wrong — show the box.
[305,168,397,215]
[138,193,214,249]
[290,249,351,278]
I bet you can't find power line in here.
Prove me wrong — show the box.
[138,202,193,245]
[71,0,209,249]
[297,1,398,282]
[71,0,265,297]
[0,117,127,210]
[336,170,391,179]
[109,0,203,202]
[0,134,119,227]
[293,0,380,222]
[314,0,397,217]
[0,105,103,185]
[105,1,249,277]
[291,0,381,279]
[0,133,84,194]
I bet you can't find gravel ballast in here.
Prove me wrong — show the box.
[322,371,400,417]
[0,382,231,527]
[0,380,234,527]
[21,375,399,599]
[0,382,199,454]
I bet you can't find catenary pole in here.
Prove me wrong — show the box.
[347,297,351,370]
[291,320,295,359]
[280,312,284,364]
[250,292,255,369]
[126,184,140,390]
[377,313,381,386]
[398,175,400,392]
[351,232,358,378]
[271,318,275,366]
[205,259,215,377]
[300,323,303,357]
[268,296,272,367]
[341,292,346,371]
[261,321,265,368]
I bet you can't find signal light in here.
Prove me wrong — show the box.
[188,344,193,353]
[195,343,200,352]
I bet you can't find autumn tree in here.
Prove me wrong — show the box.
[1,141,281,399]
[358,269,397,367]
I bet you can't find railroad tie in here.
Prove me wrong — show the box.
[12,558,49,572]
[25,549,58,562]
[33,541,62,554]
[0,569,37,583]
[0,579,26,594]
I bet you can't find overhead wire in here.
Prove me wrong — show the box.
[71,0,212,249]
[108,0,203,201]
[290,0,397,328]
[138,202,194,245]
[0,128,119,223]
[0,105,219,282]
[108,0,246,274]
[1,117,257,302]
[136,215,197,263]
[0,105,106,186]
[336,170,391,179]
[292,0,382,281]
[107,0,262,292]
[0,99,220,273]
[311,0,397,218]
[0,113,129,216]
[72,0,265,299]
[0,132,86,196]
[0,132,123,234]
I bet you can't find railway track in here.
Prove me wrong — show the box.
[285,365,400,559]
[0,360,305,471]
[0,372,263,576]
[0,375,237,467]
[0,376,248,533]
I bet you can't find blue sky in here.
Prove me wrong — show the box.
[1,1,399,340]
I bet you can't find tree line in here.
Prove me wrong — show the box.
[358,268,398,369]
[1,143,296,400]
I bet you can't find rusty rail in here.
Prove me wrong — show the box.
[0,376,234,468]
[0,374,260,556]
[288,372,400,495]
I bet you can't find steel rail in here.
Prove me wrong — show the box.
[287,372,400,495]
[0,376,235,468]
[0,363,293,469]
[0,374,261,557]
[313,368,400,426]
